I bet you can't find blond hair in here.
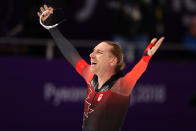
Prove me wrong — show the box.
[104,41,125,72]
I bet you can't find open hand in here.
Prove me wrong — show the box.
[37,5,54,22]
[145,37,165,56]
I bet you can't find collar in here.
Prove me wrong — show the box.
[91,71,124,92]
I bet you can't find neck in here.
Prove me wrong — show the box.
[97,70,115,89]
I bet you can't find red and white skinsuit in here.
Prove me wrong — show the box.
[76,44,153,131]
[47,27,157,131]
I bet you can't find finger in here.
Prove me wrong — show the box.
[42,17,47,22]
[154,37,165,49]
[38,11,45,21]
[150,38,157,44]
[40,7,45,13]
[37,12,41,17]
[145,38,157,52]
[156,37,165,44]
[150,47,157,55]
[48,7,54,14]
[40,13,46,21]
[151,37,165,55]
[42,17,45,21]
[44,4,49,11]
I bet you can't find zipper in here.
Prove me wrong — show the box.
[90,91,97,108]
[89,81,99,108]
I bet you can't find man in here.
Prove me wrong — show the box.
[37,5,164,131]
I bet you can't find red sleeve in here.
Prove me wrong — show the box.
[142,43,155,62]
[76,59,94,83]
[122,56,150,94]
[117,42,154,95]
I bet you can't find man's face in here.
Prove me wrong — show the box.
[90,42,115,74]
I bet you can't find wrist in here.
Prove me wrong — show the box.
[142,55,151,63]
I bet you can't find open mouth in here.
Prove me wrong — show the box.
[91,62,97,66]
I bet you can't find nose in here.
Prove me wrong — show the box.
[90,51,95,58]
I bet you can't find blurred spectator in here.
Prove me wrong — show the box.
[36,0,117,40]
[112,0,157,62]
[0,0,15,36]
[162,0,196,43]
[183,16,196,54]
[0,0,34,37]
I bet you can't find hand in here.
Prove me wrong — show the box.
[145,37,165,56]
[37,5,54,22]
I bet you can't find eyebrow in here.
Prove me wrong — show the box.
[93,48,104,53]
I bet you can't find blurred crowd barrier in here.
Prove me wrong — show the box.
[0,37,195,62]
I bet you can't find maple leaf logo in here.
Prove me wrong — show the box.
[84,87,95,119]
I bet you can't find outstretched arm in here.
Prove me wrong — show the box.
[48,27,82,68]
[122,37,164,95]
[37,5,93,82]
[37,5,82,68]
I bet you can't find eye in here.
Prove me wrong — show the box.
[97,51,102,54]
[92,49,103,54]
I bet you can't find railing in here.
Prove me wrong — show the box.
[0,37,195,61]
[0,37,98,60]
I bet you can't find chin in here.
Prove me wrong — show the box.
[90,67,96,74]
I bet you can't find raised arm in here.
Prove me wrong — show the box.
[37,5,82,68]
[122,37,164,95]
[37,5,93,82]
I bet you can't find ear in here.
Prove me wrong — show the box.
[110,57,117,66]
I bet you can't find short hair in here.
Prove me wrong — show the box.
[104,41,125,73]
